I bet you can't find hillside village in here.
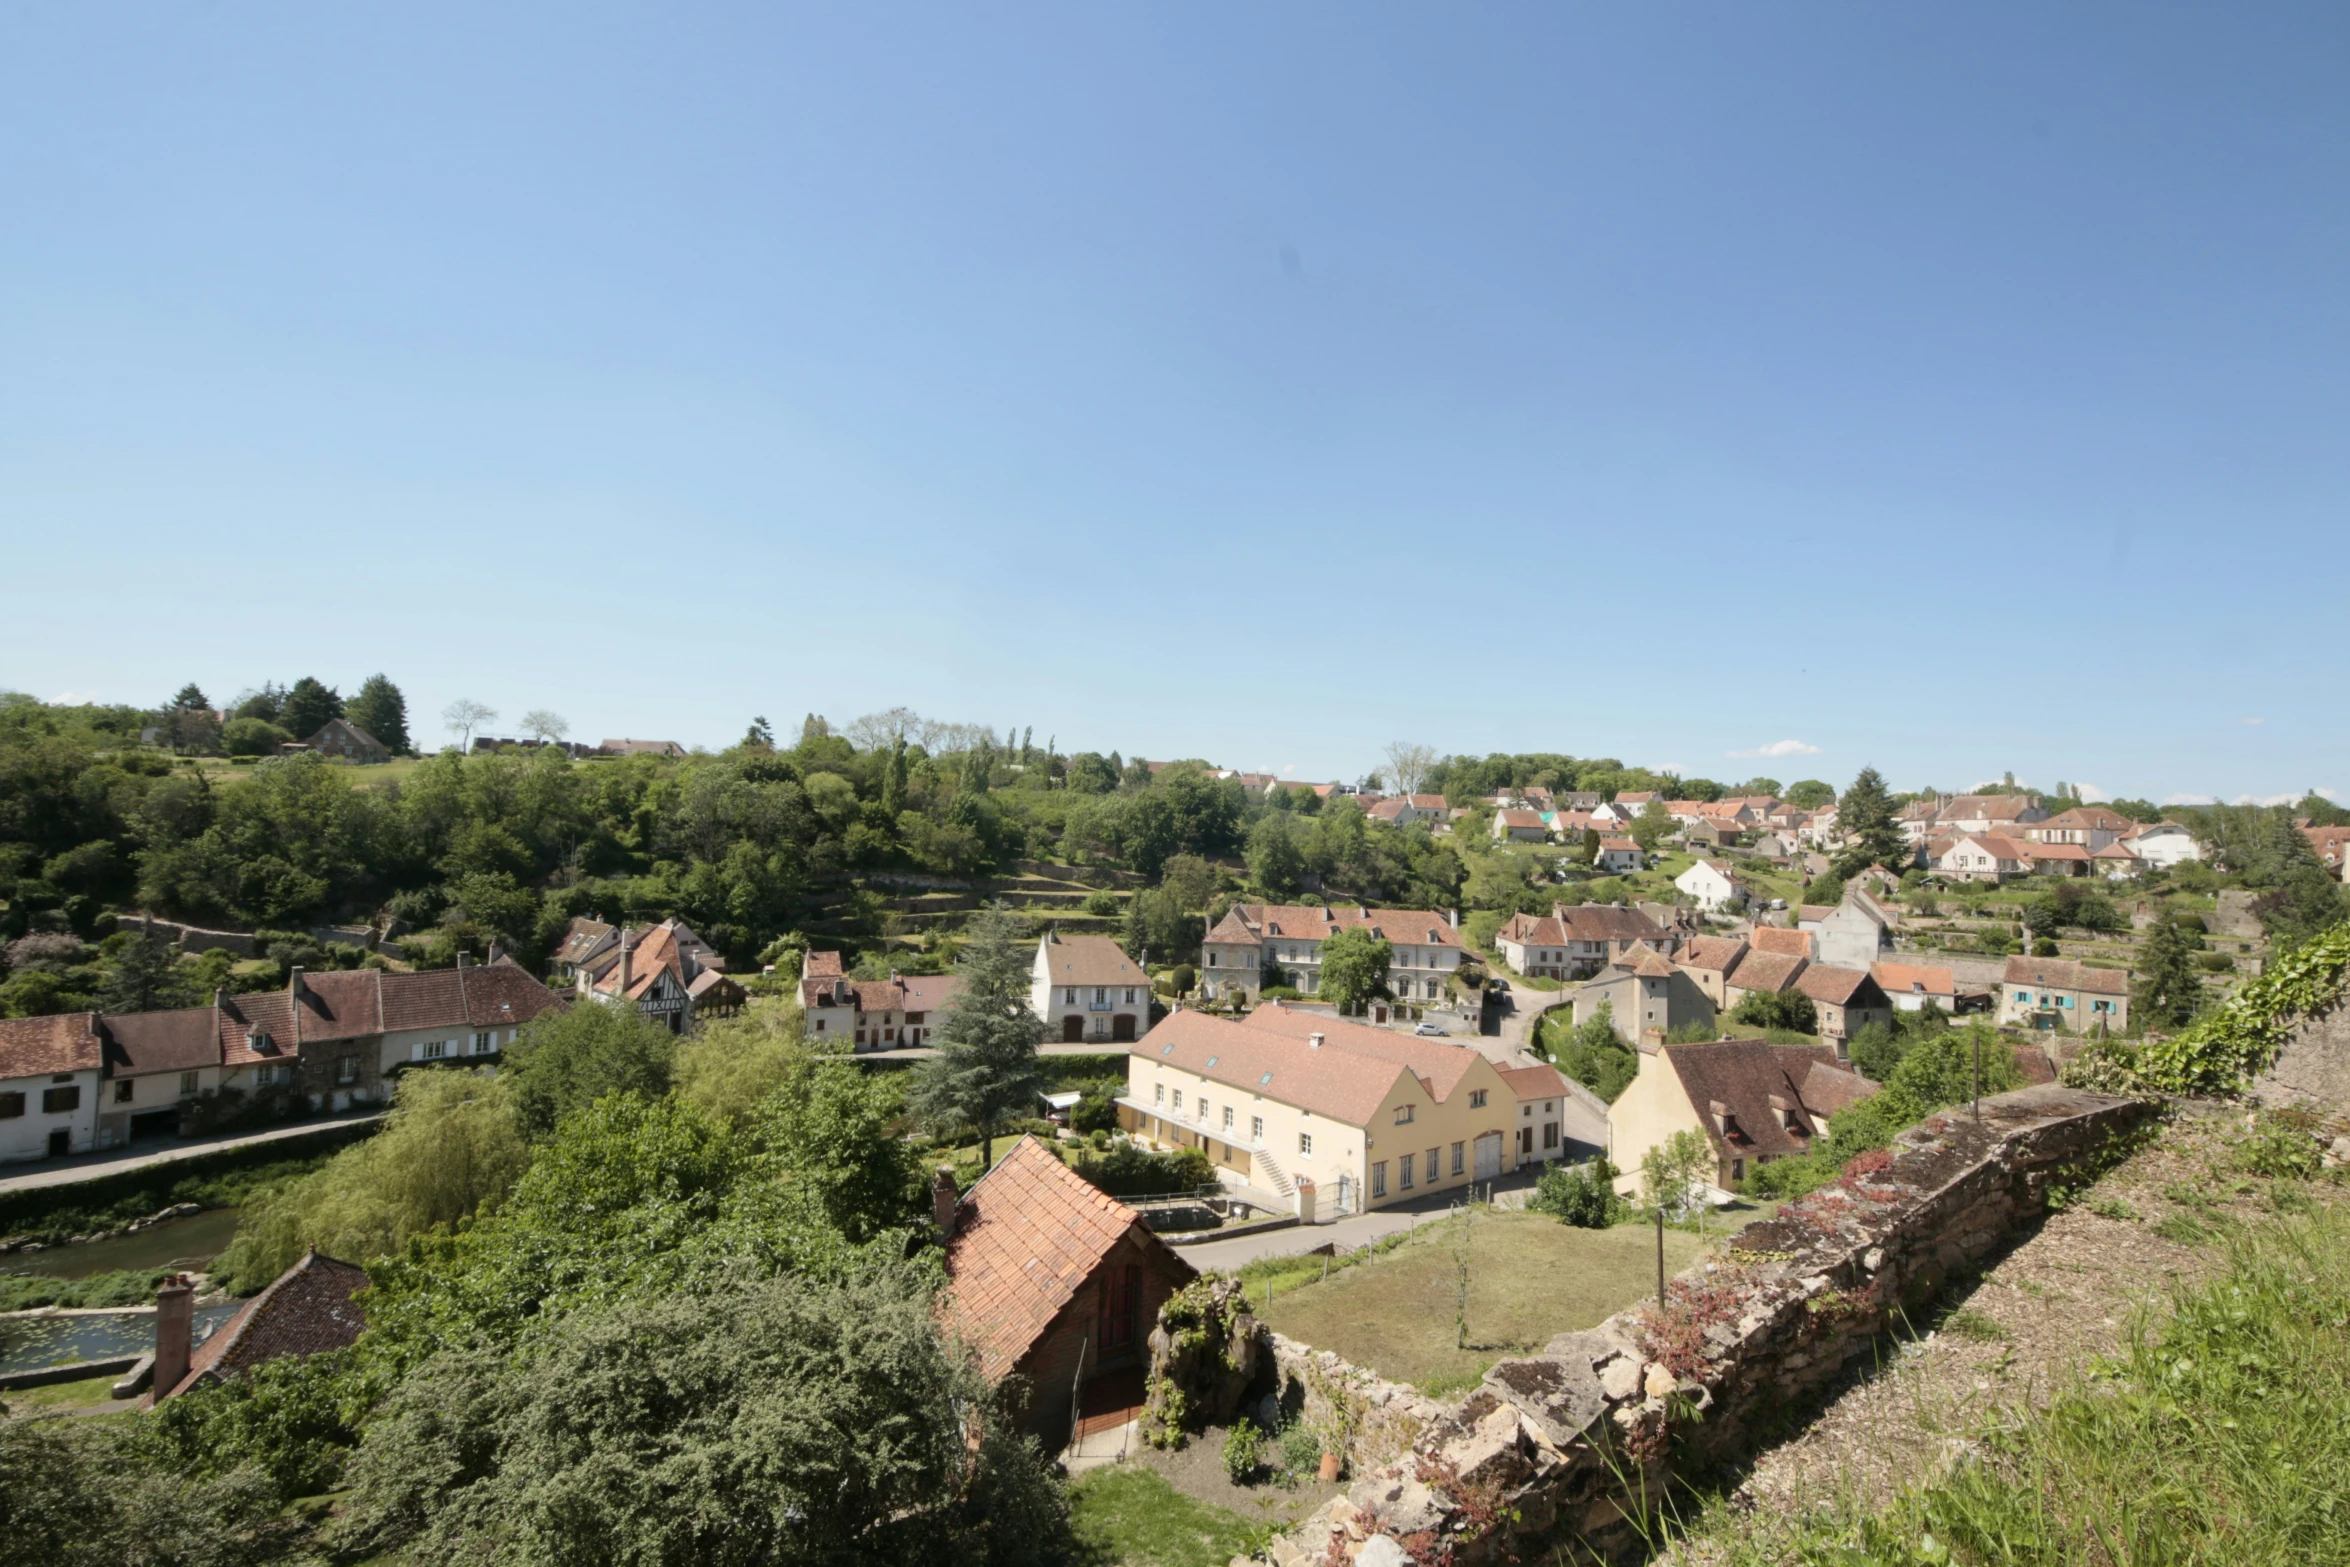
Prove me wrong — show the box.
[3,693,2348,1566]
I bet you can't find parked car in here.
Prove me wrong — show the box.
[1413,1022,1450,1037]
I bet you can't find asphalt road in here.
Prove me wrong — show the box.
[0,1111,385,1196]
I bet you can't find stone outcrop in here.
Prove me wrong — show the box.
[1243,1084,2148,1566]
[1140,1277,1269,1446]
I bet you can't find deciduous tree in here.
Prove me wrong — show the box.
[440,698,496,751]
[1317,926,1391,1015]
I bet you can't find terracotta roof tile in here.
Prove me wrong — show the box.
[1725,950,1807,994]
[1794,963,1885,1008]
[1750,927,1813,959]
[1039,935,1147,987]
[163,1251,368,1401]
[1496,1063,1571,1101]
[2002,957,2130,996]
[1240,1004,1484,1104]
[0,1013,101,1079]
[1871,962,1954,998]
[1139,1009,1410,1127]
[101,1008,222,1076]
[1677,936,1749,973]
[942,1138,1193,1383]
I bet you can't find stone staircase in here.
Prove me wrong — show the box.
[1251,1146,1294,1201]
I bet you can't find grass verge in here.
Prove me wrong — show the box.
[1068,1464,1259,1567]
[1670,1196,2350,1564]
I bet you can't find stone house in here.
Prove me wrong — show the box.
[1607,1038,1878,1191]
[1200,903,1465,1011]
[939,1138,1196,1453]
[296,717,391,763]
[1031,931,1151,1044]
[1720,949,1809,1015]
[152,1250,368,1404]
[1672,936,1750,1008]
[1497,1062,1607,1166]
[1491,808,1551,843]
[1494,903,1674,982]
[1684,817,1744,852]
[1570,946,1718,1046]
[0,1014,102,1162]
[1119,1004,1524,1216]
[1810,891,1893,972]
[1871,961,1956,1013]
[1793,964,1893,1055]
[1998,957,2131,1033]
[799,951,964,1049]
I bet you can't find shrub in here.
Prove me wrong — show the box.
[1220,1421,1266,1484]
[1082,890,1121,918]
[1730,988,1818,1034]
[1070,1141,1212,1197]
[1528,1158,1622,1227]
[2198,952,2236,973]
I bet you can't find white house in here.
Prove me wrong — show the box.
[1673,859,1748,912]
[1931,832,2035,883]
[2121,822,2202,870]
[0,1014,101,1162]
[1595,837,1647,874]
[1491,808,1550,844]
[1199,903,1465,1010]
[1032,931,1152,1044]
[1871,961,1956,1013]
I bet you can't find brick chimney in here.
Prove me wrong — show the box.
[1308,1032,1325,1049]
[932,1167,960,1241]
[151,1273,194,1402]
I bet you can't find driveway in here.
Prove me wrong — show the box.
[0,1111,384,1197]
[1175,1165,1546,1271]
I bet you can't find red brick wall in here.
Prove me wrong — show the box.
[1009,1227,1194,1451]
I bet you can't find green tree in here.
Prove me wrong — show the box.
[1548,1001,1639,1101]
[1317,926,1392,1014]
[503,1000,679,1140]
[278,677,344,740]
[99,925,186,1014]
[340,1264,1074,1567]
[745,1053,919,1243]
[1640,1128,1714,1213]
[169,683,210,711]
[221,716,292,757]
[345,674,411,753]
[1122,886,1201,966]
[908,905,1045,1168]
[1833,765,1905,879]
[1159,852,1217,911]
[1784,779,1836,810]
[2132,914,2207,1031]
[1729,987,1819,1033]
[1245,816,1305,899]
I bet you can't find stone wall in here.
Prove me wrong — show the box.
[1246,1084,2149,1566]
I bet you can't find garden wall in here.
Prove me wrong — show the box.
[1247,1083,2149,1567]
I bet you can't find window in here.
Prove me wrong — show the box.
[114,1079,134,1104]
[1222,1106,1234,1131]
[1469,1089,1487,1109]
[42,1084,81,1114]
[1066,988,1077,1004]
[1251,1115,1263,1141]
[1124,988,1136,1004]
[1198,1099,1209,1122]
[1543,1122,1559,1148]
[1171,1090,1183,1111]
[1371,1161,1388,1198]
[814,1018,826,1032]
[422,1039,448,1061]
[1394,1104,1414,1125]
[1399,1153,1415,1189]
[1154,1083,1165,1106]
[1451,1141,1464,1176]
[179,1071,199,1098]
[1427,1146,1439,1181]
[1523,1104,1533,1118]
[0,1092,21,1118]
[1299,1131,1313,1156]
[2014,990,2030,1003]
[473,1032,493,1054]
[337,1057,360,1086]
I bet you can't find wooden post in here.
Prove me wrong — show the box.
[1655,1207,1666,1304]
[1972,1029,1982,1122]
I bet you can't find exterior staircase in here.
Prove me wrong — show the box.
[1251,1146,1294,1201]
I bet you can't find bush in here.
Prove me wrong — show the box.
[2034,937,2061,957]
[221,717,292,756]
[1528,1159,1621,1227]
[1070,1086,1120,1135]
[1740,1152,1835,1200]
[1082,890,1121,918]
[1070,1141,1213,1197]
[2197,952,2236,973]
[1730,988,1819,1034]
[1220,1421,1266,1484]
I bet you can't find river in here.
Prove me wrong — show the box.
[2,1207,244,1280]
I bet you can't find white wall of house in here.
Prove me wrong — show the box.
[1674,862,1744,911]
[0,1068,99,1162]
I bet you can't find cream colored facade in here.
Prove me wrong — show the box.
[1117,1034,1519,1217]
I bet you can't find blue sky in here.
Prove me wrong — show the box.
[3,4,2344,804]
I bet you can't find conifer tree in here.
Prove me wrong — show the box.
[908,905,1045,1169]
[2131,914,2205,1030]
[347,674,412,753]
[1832,766,1905,880]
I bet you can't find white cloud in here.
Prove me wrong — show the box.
[2074,783,2111,803]
[50,690,98,704]
[1726,739,1821,759]
[1280,763,1296,776]
[2163,793,2218,807]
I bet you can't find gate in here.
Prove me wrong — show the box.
[1474,1131,1503,1181]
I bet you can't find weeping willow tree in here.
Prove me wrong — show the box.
[214,1068,529,1292]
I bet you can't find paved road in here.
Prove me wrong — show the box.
[0,1112,383,1197]
[853,1042,1135,1063]
[1176,1167,1544,1271]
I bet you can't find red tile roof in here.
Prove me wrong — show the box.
[1140,1008,1415,1127]
[1038,934,1147,988]
[1497,1063,1571,1102]
[1750,927,1813,959]
[1871,962,1955,999]
[215,963,563,1066]
[0,1013,101,1079]
[101,1009,221,1076]
[1725,949,1808,994]
[1794,963,1886,1009]
[2002,957,2130,997]
[1661,1040,1876,1158]
[942,1137,1193,1382]
[1677,936,1749,974]
[162,1250,367,1401]
[1218,904,1463,949]
[1240,1003,1485,1104]
[1495,808,1546,830]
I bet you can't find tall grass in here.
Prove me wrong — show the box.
[1674,1200,2350,1565]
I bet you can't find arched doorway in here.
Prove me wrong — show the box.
[1111,1014,1136,1042]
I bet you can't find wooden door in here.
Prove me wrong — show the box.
[1473,1131,1503,1181]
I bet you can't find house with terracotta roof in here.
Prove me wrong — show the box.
[2119,821,2201,870]
[1369,794,1451,828]
[1682,817,1743,852]
[937,1137,1195,1452]
[1595,837,1647,874]
[574,918,732,1033]
[152,1250,368,1405]
[1493,903,1672,981]
[1721,948,1809,1014]
[1932,832,2037,883]
[1032,932,1152,1044]
[800,950,965,1049]
[1608,1039,1878,1191]
[1491,807,1550,844]
[1872,961,1956,1013]
[2303,824,2350,882]
[1497,1062,1607,1166]
[1998,957,2131,1033]
[1750,926,1813,960]
[1936,794,2050,836]
[1794,964,1892,1050]
[1118,1004,1523,1216]
[1673,936,1749,1008]
[1199,903,1464,1013]
[1569,945,1717,1047]
[226,955,564,1103]
[0,1013,103,1162]
[96,1006,227,1147]
[1674,859,1748,913]
[2026,807,2134,851]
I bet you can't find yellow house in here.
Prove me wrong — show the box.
[1118,1004,1520,1217]
[1606,1037,1878,1191]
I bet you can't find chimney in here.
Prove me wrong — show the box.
[456,951,473,971]
[151,1274,194,1402]
[487,941,505,965]
[1308,1032,1325,1049]
[932,1167,960,1240]
[212,988,226,1012]
[1448,908,1459,928]
[287,965,306,999]
[619,930,633,997]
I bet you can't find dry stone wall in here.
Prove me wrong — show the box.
[1246,1084,2149,1566]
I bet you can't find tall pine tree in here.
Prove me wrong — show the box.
[1833,766,1905,880]
[2131,914,2205,1031]
[347,674,411,753]
[908,905,1045,1169]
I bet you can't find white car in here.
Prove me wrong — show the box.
[1412,1022,1451,1037]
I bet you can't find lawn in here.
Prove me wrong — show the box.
[1068,1465,1260,1567]
[1,1372,123,1413]
[1252,1208,1728,1392]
